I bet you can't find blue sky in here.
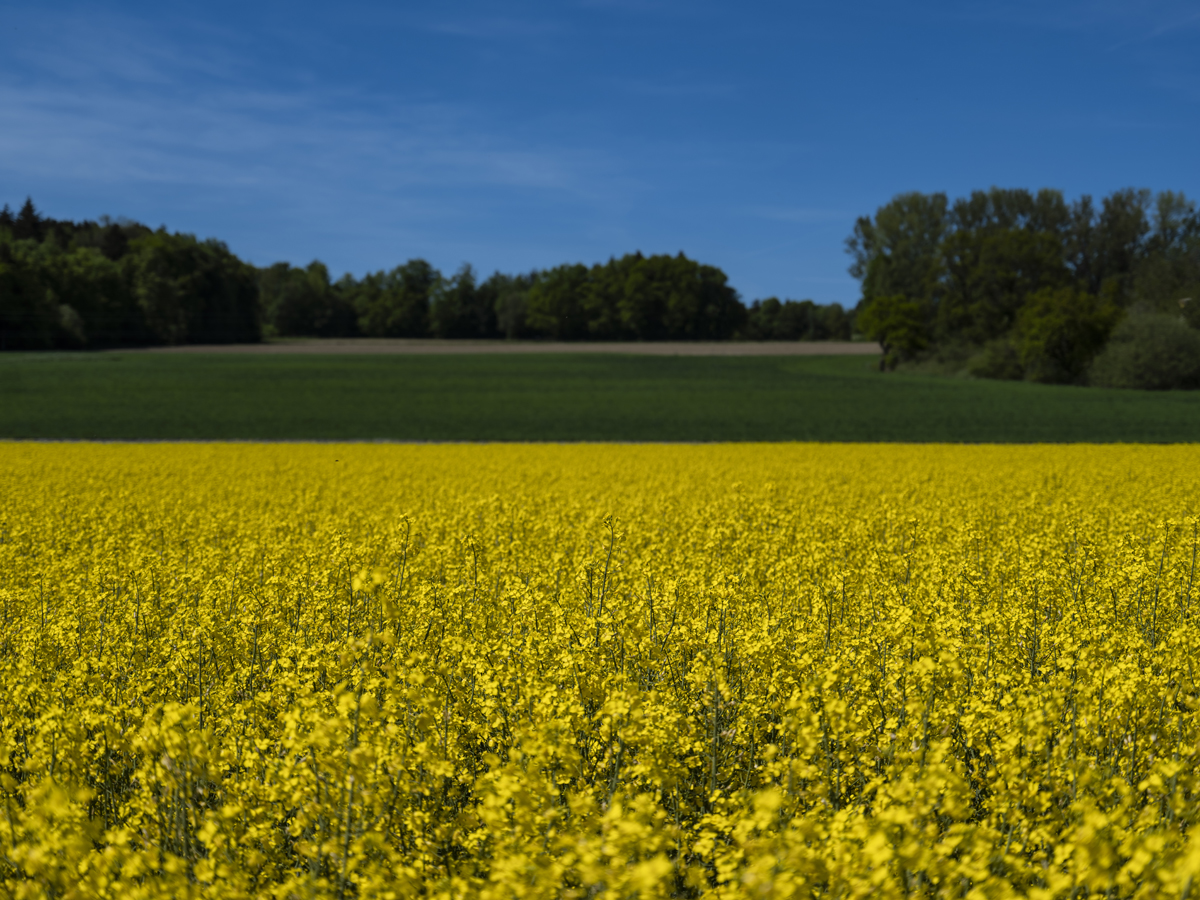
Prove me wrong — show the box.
[1,1,1198,305]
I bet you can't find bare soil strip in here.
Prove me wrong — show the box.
[130,338,882,357]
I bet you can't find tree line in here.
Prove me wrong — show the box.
[0,199,852,350]
[848,187,1200,388]
[0,201,259,350]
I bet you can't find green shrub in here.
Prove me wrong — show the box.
[855,294,929,370]
[967,339,1024,380]
[1014,286,1119,384]
[1089,311,1200,390]
[1182,296,1199,330]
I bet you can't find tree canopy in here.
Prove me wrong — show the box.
[0,203,258,350]
[1,199,852,349]
[848,187,1200,383]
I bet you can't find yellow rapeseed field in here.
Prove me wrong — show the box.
[2,443,1199,899]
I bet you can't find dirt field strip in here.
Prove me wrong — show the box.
[130,338,882,356]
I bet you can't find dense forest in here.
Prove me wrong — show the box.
[0,199,851,350]
[7,189,1198,389]
[0,201,259,350]
[849,187,1200,389]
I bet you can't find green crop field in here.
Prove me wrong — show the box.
[2,350,1199,442]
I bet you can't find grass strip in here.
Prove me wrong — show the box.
[2,351,1199,441]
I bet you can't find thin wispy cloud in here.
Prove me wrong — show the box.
[0,11,650,278]
[0,83,623,197]
[0,9,625,200]
[1,1,1195,303]
[7,11,253,89]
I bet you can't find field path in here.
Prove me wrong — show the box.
[131,338,882,356]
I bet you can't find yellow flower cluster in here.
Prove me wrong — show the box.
[1,443,1199,899]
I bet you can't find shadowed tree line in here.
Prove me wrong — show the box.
[849,187,1200,388]
[0,201,258,351]
[0,199,852,350]
[227,248,852,343]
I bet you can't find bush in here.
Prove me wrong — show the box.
[348,259,437,338]
[120,231,263,345]
[1013,286,1118,384]
[967,338,1024,380]
[1088,311,1200,390]
[1182,295,1199,330]
[430,264,498,339]
[259,261,356,338]
[855,294,929,370]
[742,298,853,341]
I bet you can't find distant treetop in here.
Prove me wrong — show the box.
[847,186,1200,387]
[1,198,852,350]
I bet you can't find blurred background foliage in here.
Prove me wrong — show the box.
[5,187,1199,392]
[0,198,851,350]
[849,187,1200,387]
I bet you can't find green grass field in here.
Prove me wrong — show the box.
[2,351,1199,441]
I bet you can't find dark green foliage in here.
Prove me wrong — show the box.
[940,227,1070,344]
[430,265,496,339]
[349,259,437,338]
[629,253,746,340]
[1,200,259,348]
[848,186,1200,388]
[525,252,747,341]
[0,204,142,350]
[966,339,1024,381]
[5,352,1200,442]
[740,298,852,341]
[525,264,592,339]
[2,198,850,351]
[483,272,535,340]
[1089,311,1200,391]
[13,199,46,243]
[855,294,929,369]
[1091,189,1153,299]
[1184,298,1200,331]
[45,245,143,348]
[1134,192,1200,319]
[846,192,948,305]
[258,261,355,338]
[264,252,758,343]
[128,231,261,344]
[1014,286,1119,384]
[0,243,60,350]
